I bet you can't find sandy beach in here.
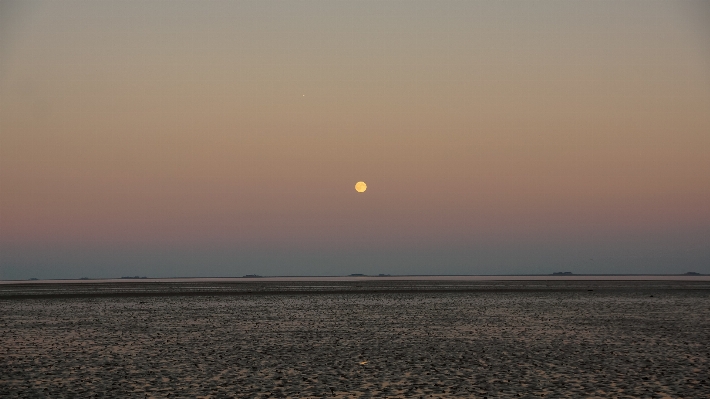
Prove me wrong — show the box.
[1,280,708,398]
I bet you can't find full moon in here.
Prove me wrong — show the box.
[355,181,367,193]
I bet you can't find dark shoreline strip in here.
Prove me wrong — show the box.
[1,286,708,300]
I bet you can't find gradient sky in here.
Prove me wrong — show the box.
[1,0,709,279]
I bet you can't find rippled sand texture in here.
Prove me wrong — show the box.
[2,288,709,398]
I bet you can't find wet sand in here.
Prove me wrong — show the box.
[1,280,708,398]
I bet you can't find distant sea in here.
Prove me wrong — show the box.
[1,274,708,284]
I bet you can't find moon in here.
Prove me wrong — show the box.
[355,181,367,193]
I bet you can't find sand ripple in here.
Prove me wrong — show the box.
[1,282,708,398]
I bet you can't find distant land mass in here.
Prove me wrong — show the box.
[552,272,574,275]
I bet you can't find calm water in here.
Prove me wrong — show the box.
[2,275,709,285]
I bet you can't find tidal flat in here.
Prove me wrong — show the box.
[1,280,709,398]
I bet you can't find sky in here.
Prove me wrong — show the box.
[1,0,709,279]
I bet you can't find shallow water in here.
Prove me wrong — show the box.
[3,275,709,286]
[1,281,708,398]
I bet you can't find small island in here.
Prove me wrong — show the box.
[552,272,574,275]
